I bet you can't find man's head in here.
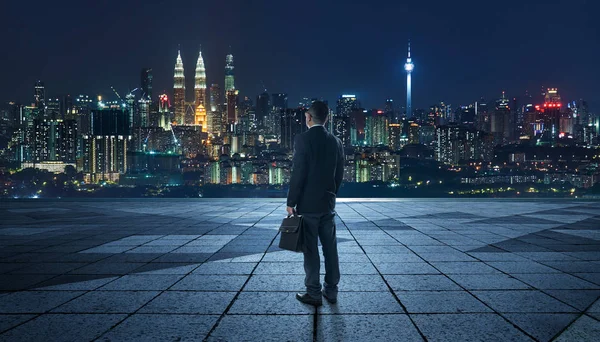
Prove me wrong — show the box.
[305,101,329,128]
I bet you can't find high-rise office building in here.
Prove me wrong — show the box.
[335,95,358,147]
[491,92,512,145]
[272,93,288,110]
[194,48,207,109]
[46,98,61,120]
[83,108,131,182]
[256,92,270,126]
[34,80,45,115]
[210,84,221,112]
[388,123,402,151]
[30,119,77,163]
[404,41,414,117]
[173,49,186,124]
[226,90,239,127]
[365,110,389,146]
[225,53,235,92]
[158,94,170,130]
[141,68,153,100]
[195,104,207,132]
[280,108,306,150]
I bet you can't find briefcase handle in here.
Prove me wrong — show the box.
[287,208,298,218]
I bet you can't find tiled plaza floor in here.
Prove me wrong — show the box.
[0,198,599,341]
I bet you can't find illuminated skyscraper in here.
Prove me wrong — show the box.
[195,104,207,132]
[158,94,170,130]
[34,80,45,116]
[141,68,153,100]
[173,49,186,124]
[365,110,389,146]
[404,41,414,117]
[335,95,358,147]
[194,47,207,109]
[226,90,239,126]
[210,84,221,112]
[225,53,235,92]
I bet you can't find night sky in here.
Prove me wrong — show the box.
[2,0,598,110]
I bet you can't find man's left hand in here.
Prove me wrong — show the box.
[286,206,295,216]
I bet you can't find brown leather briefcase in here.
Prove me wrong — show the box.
[278,213,304,252]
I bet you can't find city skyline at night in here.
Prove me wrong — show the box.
[1,0,597,110]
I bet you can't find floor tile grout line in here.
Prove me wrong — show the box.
[349,201,541,342]
[93,202,280,341]
[202,203,285,342]
[548,295,600,341]
[339,203,428,342]
[86,203,277,341]
[363,202,600,316]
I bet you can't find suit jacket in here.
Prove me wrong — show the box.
[286,125,345,214]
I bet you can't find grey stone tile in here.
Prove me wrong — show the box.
[396,291,492,313]
[253,262,304,274]
[319,292,405,314]
[207,315,313,342]
[52,291,158,313]
[574,273,600,285]
[338,275,389,291]
[98,314,219,342]
[192,262,257,274]
[504,313,580,342]
[468,252,529,262]
[430,261,501,274]
[0,314,126,342]
[385,275,462,291]
[0,274,56,291]
[545,290,600,311]
[228,292,314,314]
[362,245,411,254]
[368,253,423,263]
[134,263,201,275]
[32,275,118,291]
[487,261,562,274]
[375,262,440,275]
[447,274,531,290]
[9,262,88,275]
[0,314,36,333]
[0,291,85,313]
[338,262,379,275]
[139,291,235,314]
[317,314,423,342]
[516,252,579,261]
[513,273,600,290]
[68,262,145,275]
[98,274,183,291]
[472,290,579,313]
[209,253,263,263]
[417,251,477,262]
[540,261,599,273]
[244,274,305,291]
[170,275,248,291]
[412,313,534,342]
[554,315,600,342]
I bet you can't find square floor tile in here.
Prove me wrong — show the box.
[396,291,492,313]
[52,291,158,314]
[207,315,312,342]
[139,291,235,314]
[98,314,218,341]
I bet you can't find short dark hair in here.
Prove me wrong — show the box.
[308,101,329,124]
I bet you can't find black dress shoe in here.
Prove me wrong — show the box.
[296,293,323,306]
[323,292,337,304]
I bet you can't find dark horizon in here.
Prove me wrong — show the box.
[2,0,598,109]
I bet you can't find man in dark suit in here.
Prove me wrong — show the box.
[286,101,344,306]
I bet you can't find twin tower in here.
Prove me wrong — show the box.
[173,47,235,127]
